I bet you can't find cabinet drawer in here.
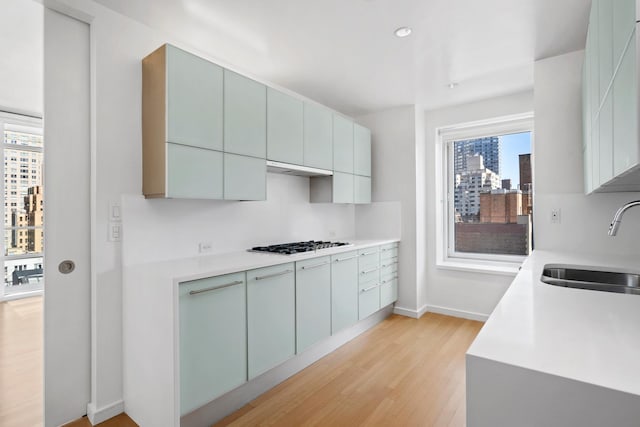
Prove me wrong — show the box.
[359,267,379,286]
[358,247,379,270]
[380,277,398,307]
[380,262,398,279]
[358,284,380,320]
[380,245,398,261]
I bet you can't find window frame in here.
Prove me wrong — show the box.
[436,113,534,274]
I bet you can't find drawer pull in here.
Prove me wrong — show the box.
[301,261,329,270]
[334,255,357,262]
[360,267,379,274]
[189,280,243,295]
[381,262,398,268]
[381,247,397,252]
[381,276,399,284]
[360,251,378,256]
[255,269,293,280]
[360,284,379,293]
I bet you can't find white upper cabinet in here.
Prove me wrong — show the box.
[354,124,371,177]
[166,45,223,151]
[267,88,303,165]
[583,0,640,192]
[224,70,267,159]
[333,114,354,174]
[303,103,333,170]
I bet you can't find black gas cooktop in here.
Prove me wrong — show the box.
[250,240,351,255]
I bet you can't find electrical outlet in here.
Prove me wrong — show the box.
[199,242,213,253]
[551,209,561,224]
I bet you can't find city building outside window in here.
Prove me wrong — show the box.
[437,113,534,272]
[0,111,44,299]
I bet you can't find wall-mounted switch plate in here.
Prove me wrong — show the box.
[108,223,122,242]
[551,209,561,224]
[110,202,121,222]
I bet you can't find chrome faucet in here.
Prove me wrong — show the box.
[608,200,640,236]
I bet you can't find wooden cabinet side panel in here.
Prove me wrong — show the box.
[142,45,167,198]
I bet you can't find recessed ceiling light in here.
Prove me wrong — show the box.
[394,27,412,38]
[447,82,459,89]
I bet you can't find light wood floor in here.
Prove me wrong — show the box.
[2,298,481,427]
[0,296,43,427]
[215,313,483,427]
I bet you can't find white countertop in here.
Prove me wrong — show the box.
[467,249,640,396]
[123,239,399,285]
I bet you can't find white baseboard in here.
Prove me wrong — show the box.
[392,304,429,319]
[425,304,489,322]
[87,399,124,425]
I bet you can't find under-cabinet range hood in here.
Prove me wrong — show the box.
[266,160,333,177]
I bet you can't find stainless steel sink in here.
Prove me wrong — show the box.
[541,264,640,295]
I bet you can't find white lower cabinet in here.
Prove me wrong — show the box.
[295,257,331,353]
[247,263,295,379]
[330,251,359,333]
[174,243,398,418]
[178,272,247,416]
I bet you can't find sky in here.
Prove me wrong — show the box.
[499,132,531,189]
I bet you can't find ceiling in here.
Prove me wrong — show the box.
[93,0,591,116]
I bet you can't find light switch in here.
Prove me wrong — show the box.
[110,202,121,221]
[109,223,121,242]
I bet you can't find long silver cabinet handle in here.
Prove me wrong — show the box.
[334,255,358,262]
[381,247,397,252]
[360,267,379,274]
[301,261,329,270]
[381,262,398,268]
[360,284,379,293]
[255,269,293,281]
[189,280,243,295]
[381,276,399,284]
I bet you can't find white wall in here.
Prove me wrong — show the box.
[0,0,42,115]
[534,50,640,256]
[122,173,354,265]
[38,0,358,421]
[424,91,534,319]
[355,106,421,315]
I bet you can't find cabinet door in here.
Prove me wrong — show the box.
[267,88,303,165]
[599,91,614,185]
[613,34,638,176]
[166,143,223,199]
[589,3,600,124]
[166,45,223,151]
[179,273,246,416]
[613,0,636,66]
[333,114,354,173]
[354,124,371,177]
[303,103,333,170]
[333,172,354,204]
[598,0,613,103]
[224,70,266,158]
[295,257,331,353]
[354,175,371,204]
[223,153,266,201]
[247,263,295,379]
[331,251,358,333]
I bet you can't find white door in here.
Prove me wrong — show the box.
[43,8,91,427]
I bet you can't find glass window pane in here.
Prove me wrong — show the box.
[452,132,533,256]
[4,125,43,148]
[4,257,43,295]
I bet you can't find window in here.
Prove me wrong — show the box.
[437,114,534,273]
[0,112,44,298]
